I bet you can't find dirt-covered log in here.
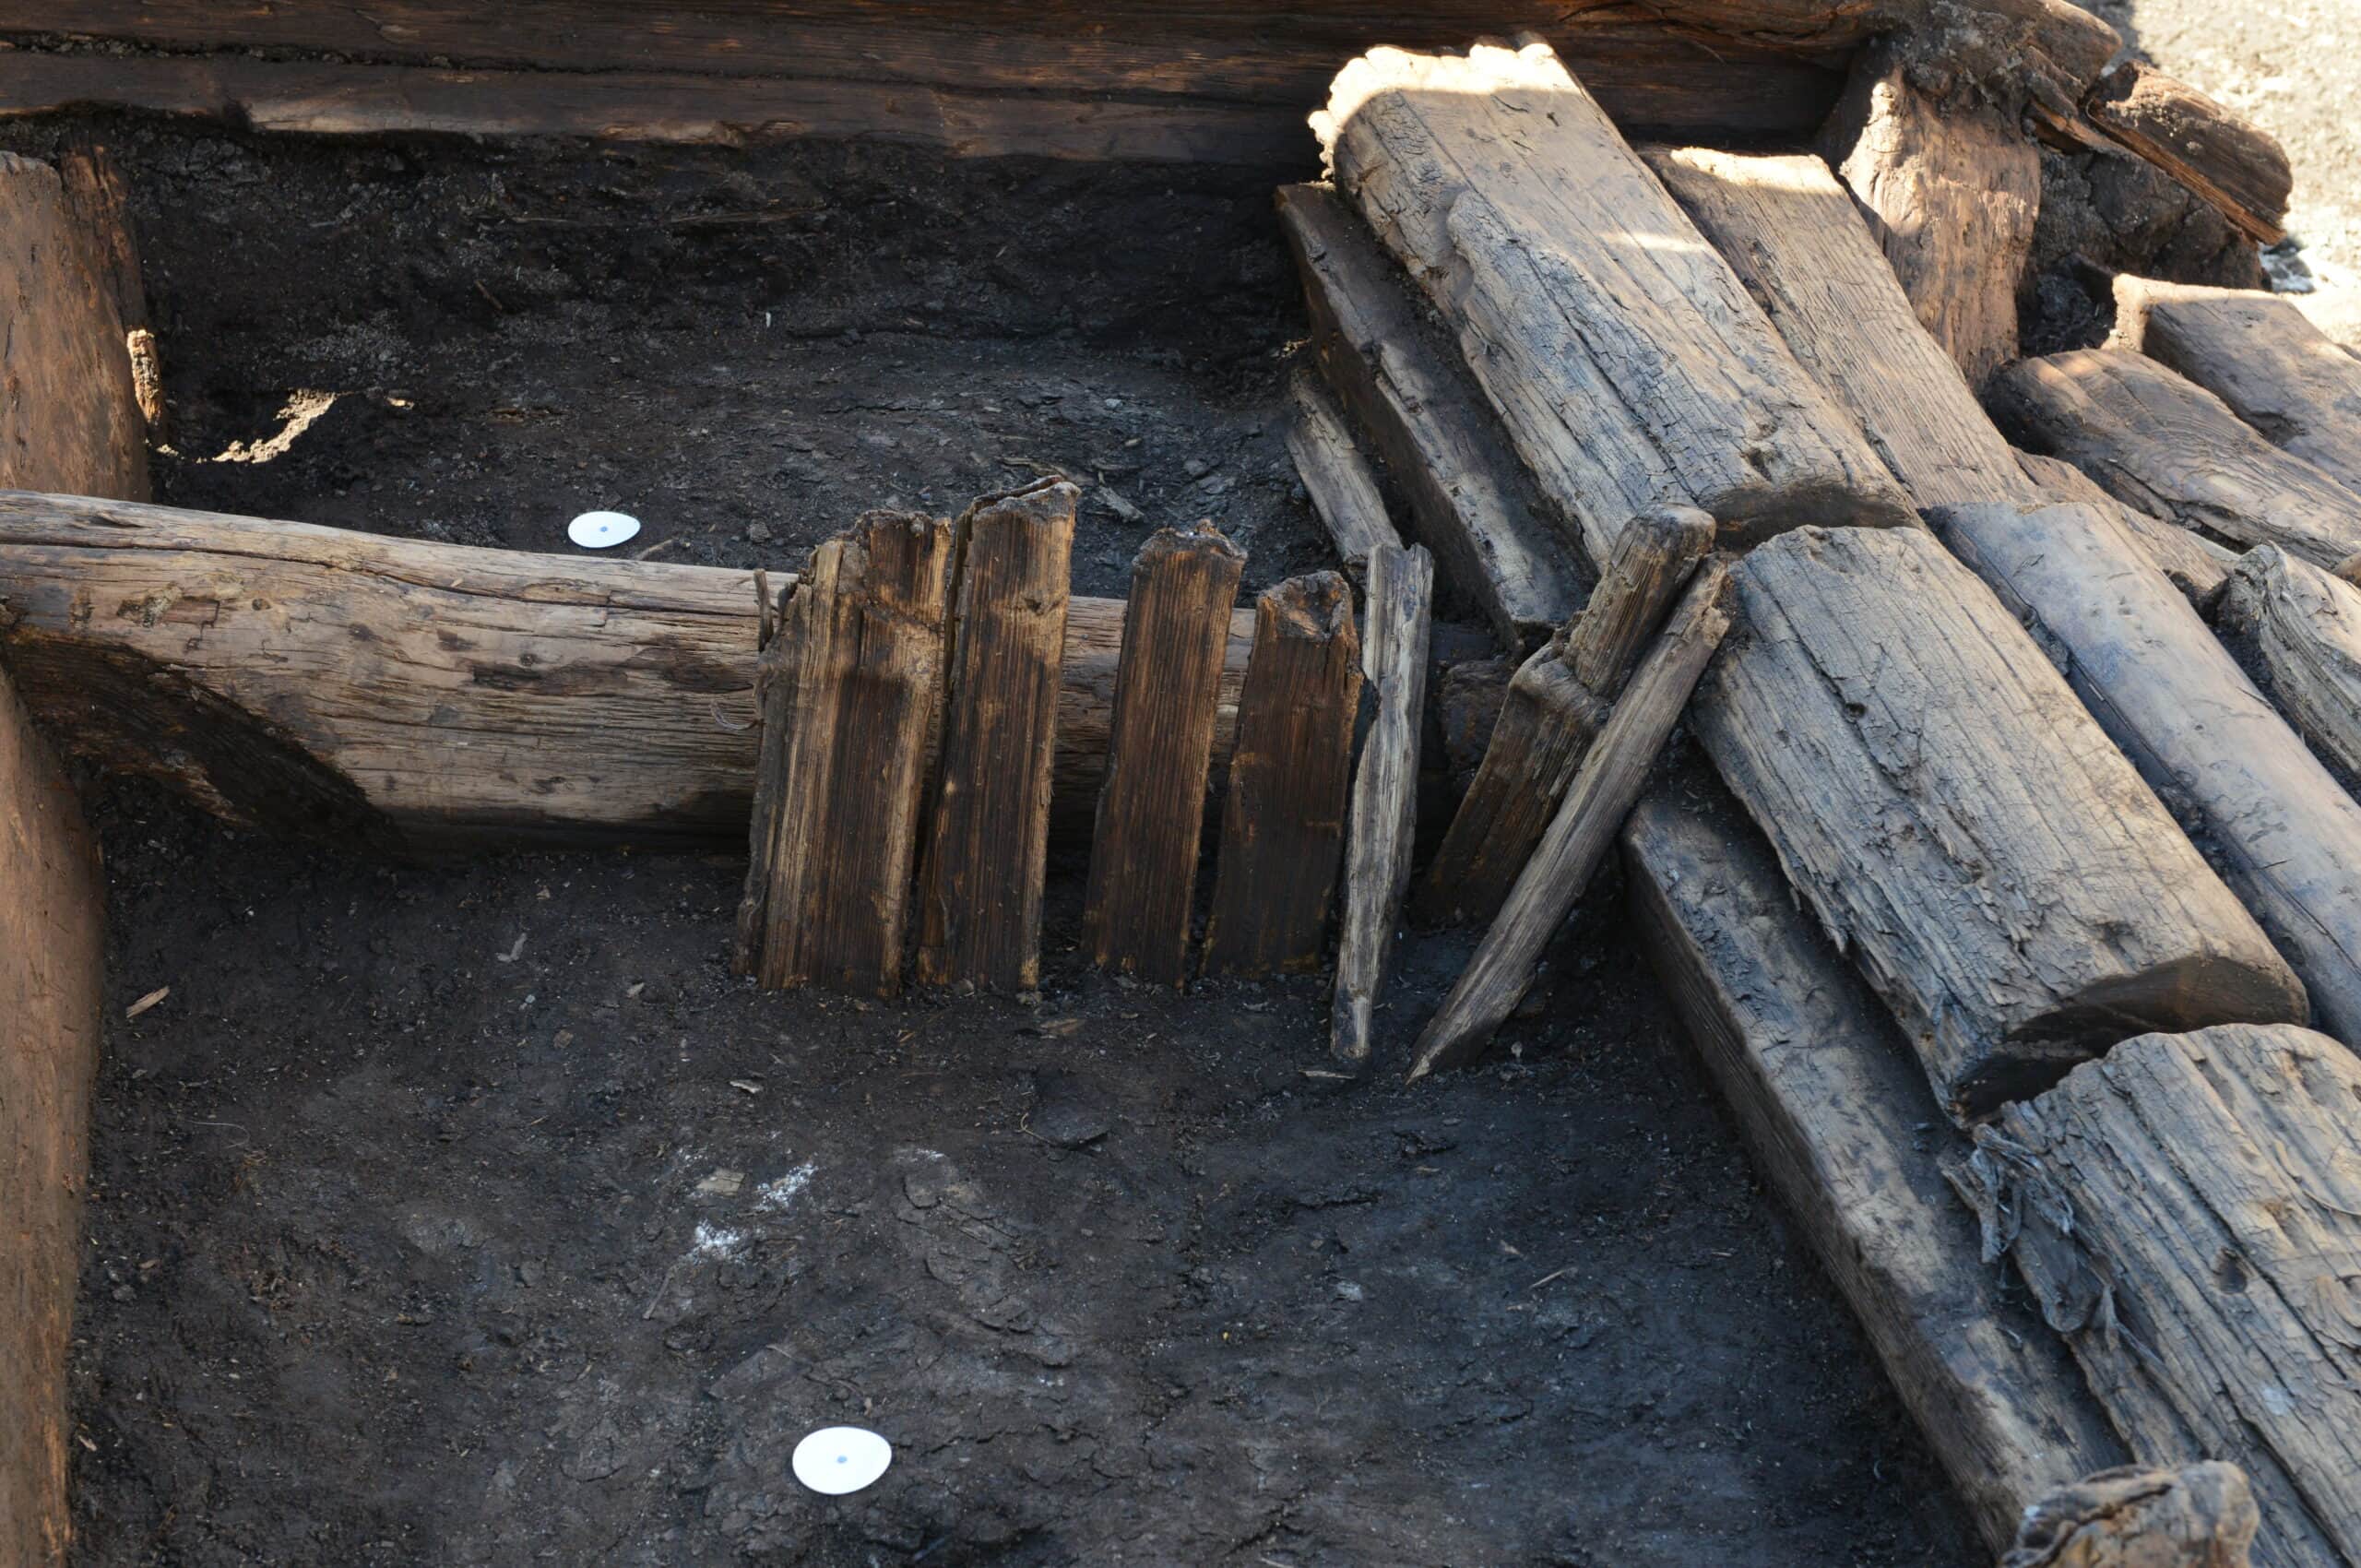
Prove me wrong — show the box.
[1275,182,1577,648]
[1333,541,1430,1064]
[1624,776,2126,1555]
[2083,62,2293,245]
[1817,42,2042,391]
[2002,1464,2259,1568]
[1695,526,2305,1121]
[2014,448,2237,609]
[2111,275,2361,494]
[914,480,1075,992]
[1955,1024,2361,1568]
[1935,500,2361,1051]
[1316,42,1915,568]
[1990,349,2361,568]
[1083,524,1245,986]
[2219,545,2361,785]
[0,153,147,502]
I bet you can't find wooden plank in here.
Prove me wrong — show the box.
[0,665,103,1568]
[1694,525,2306,1122]
[2219,545,2361,787]
[1560,505,1718,695]
[736,510,955,995]
[54,137,163,436]
[2014,447,2237,610]
[1331,541,1431,1064]
[0,492,1262,847]
[1408,562,1728,1076]
[1284,367,1399,580]
[1201,571,1361,977]
[1623,776,2125,1555]
[1317,42,1916,568]
[1644,144,2035,506]
[0,152,146,502]
[914,480,1075,992]
[2005,1465,2260,1568]
[1275,183,1578,649]
[2083,61,2293,245]
[1818,42,2042,391]
[1990,349,2361,569]
[1932,499,2361,1051]
[1955,1024,2361,1568]
[2112,274,2361,494]
[1082,524,1244,985]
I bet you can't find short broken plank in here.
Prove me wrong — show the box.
[1284,365,1399,579]
[1558,505,1717,696]
[1693,525,2305,1121]
[2014,447,2236,610]
[1082,523,1246,985]
[2083,61,2293,245]
[1201,571,1361,977]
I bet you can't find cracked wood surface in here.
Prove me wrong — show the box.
[2220,545,2361,786]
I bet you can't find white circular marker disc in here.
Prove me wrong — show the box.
[567,510,641,549]
[792,1426,892,1495]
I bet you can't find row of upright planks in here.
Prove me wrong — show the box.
[1278,29,2361,1568]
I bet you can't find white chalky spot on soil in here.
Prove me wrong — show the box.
[691,1221,745,1260]
[755,1162,817,1211]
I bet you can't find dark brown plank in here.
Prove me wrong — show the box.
[0,151,147,500]
[2083,61,2293,245]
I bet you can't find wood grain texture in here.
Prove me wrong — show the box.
[1932,500,2361,1051]
[1082,524,1244,986]
[1695,526,2305,1121]
[1560,505,1716,696]
[1409,562,1728,1077]
[2219,545,2361,787]
[1201,572,1360,977]
[0,492,1262,847]
[2014,448,2236,610]
[2084,62,2292,245]
[1648,145,2035,509]
[2002,1464,2259,1568]
[1624,776,2126,1556]
[1956,1024,2361,1568]
[1332,541,1431,1063]
[1990,349,2361,569]
[1275,183,1578,649]
[914,480,1074,992]
[0,153,147,502]
[738,510,955,995]
[0,665,103,1568]
[1820,42,2041,390]
[1318,42,1916,568]
[55,138,163,435]
[1284,366,1399,580]
[2112,275,2361,494]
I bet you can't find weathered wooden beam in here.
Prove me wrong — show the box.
[1316,42,1916,567]
[2003,1464,2260,1568]
[1990,349,2361,569]
[914,480,1075,992]
[0,152,147,502]
[1956,1024,2361,1568]
[1283,366,1398,581]
[1332,541,1431,1064]
[1082,524,1244,986]
[2111,275,2361,494]
[737,510,955,995]
[1275,182,1578,648]
[2014,448,2237,610]
[1817,42,2043,391]
[1624,776,2126,1555]
[2083,62,2293,245]
[1932,500,2361,1050]
[1559,505,1718,696]
[1695,526,2305,1121]
[2219,545,2361,788]
[1201,571,1361,977]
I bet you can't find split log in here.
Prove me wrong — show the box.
[914,480,1075,992]
[1990,350,2361,569]
[0,666,104,1568]
[0,153,147,502]
[1082,524,1244,986]
[2083,62,2293,246]
[1954,1024,2361,1568]
[1201,571,1361,977]
[1408,561,1729,1077]
[54,138,163,437]
[2015,448,2236,610]
[1644,144,2035,506]
[1316,42,1916,568]
[2002,1464,2259,1568]
[1332,541,1431,1063]
[1415,505,1710,927]
[737,510,955,994]
[1935,499,2361,1048]
[1694,526,2305,1121]
[1275,182,1578,648]
[2111,275,2361,494]
[1818,42,2043,390]
[1624,776,2126,1555]
[1284,367,1399,580]
[2219,545,2361,785]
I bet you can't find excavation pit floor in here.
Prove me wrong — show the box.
[29,120,1981,1566]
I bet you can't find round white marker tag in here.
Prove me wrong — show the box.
[791,1426,892,1495]
[567,510,641,549]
